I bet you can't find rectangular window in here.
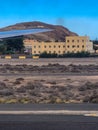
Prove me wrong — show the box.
[49,46,51,48]
[67,40,69,42]
[77,45,79,48]
[72,45,75,48]
[44,45,46,48]
[82,45,84,48]
[58,46,60,48]
[34,46,36,48]
[67,45,70,48]
[72,40,74,42]
[54,45,56,48]
[63,46,65,48]
[49,51,51,53]
[77,40,79,43]
[39,46,40,48]
[34,51,36,53]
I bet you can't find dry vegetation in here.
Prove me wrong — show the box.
[0,64,98,74]
[0,76,98,104]
[0,63,98,103]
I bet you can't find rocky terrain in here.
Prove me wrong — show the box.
[0,21,78,41]
[0,64,97,104]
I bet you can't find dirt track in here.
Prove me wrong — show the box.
[0,58,98,65]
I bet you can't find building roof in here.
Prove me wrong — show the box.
[0,28,52,39]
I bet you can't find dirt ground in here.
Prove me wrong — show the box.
[0,58,98,65]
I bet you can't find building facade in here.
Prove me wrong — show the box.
[24,36,94,55]
[24,39,66,55]
[65,36,94,53]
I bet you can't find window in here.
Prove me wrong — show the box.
[82,45,84,48]
[34,51,36,53]
[58,45,60,48]
[72,40,74,42]
[44,45,46,48]
[67,40,69,42]
[72,45,75,48]
[54,45,56,48]
[82,40,84,42]
[63,51,65,54]
[34,46,36,48]
[54,51,56,53]
[77,45,79,48]
[49,46,51,48]
[39,46,40,48]
[63,46,65,48]
[77,40,79,43]
[67,45,70,48]
[49,51,51,53]
[58,51,60,53]
[39,51,40,53]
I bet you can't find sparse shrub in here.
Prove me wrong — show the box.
[91,98,98,103]
[48,81,56,85]
[16,86,26,93]
[48,98,56,104]
[16,78,24,81]
[14,80,21,85]
[6,99,18,104]
[0,82,7,89]
[3,79,9,81]
[89,95,98,103]
[78,86,86,91]
[0,89,13,96]
[24,82,35,90]
[25,81,43,90]
[83,94,98,103]
[83,96,91,103]
[55,98,64,103]
[19,98,31,104]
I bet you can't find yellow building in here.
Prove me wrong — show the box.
[24,39,66,55]
[65,36,94,53]
[24,36,94,55]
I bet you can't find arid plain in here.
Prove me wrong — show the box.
[0,58,98,104]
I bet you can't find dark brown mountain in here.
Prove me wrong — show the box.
[0,21,78,41]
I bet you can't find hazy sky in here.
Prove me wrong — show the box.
[0,0,98,39]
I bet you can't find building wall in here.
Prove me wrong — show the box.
[24,36,94,55]
[24,39,66,55]
[86,41,94,53]
[65,36,89,53]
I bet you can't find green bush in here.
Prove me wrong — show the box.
[62,51,90,58]
[40,51,90,58]
[40,51,57,58]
